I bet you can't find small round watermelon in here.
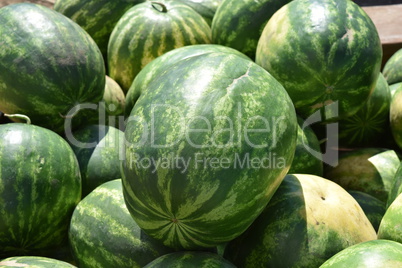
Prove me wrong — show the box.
[66,125,124,197]
[378,193,402,244]
[143,252,235,268]
[383,48,402,85]
[256,0,382,120]
[0,3,105,133]
[107,0,212,92]
[0,256,76,268]
[223,174,376,267]
[69,179,173,268]
[320,239,402,267]
[0,123,81,258]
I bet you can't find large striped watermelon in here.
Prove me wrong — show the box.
[0,3,105,133]
[124,44,251,117]
[69,179,173,268]
[0,256,76,268]
[54,0,144,59]
[256,0,382,120]
[378,193,402,244]
[223,174,376,267]
[143,252,235,267]
[108,0,212,92]
[319,239,402,267]
[211,0,292,60]
[66,125,124,197]
[0,123,81,258]
[122,53,297,250]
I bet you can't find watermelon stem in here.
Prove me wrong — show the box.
[151,1,168,13]
[4,113,31,124]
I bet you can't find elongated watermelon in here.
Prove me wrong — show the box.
[69,179,173,268]
[319,239,402,267]
[122,53,297,250]
[108,0,212,92]
[223,174,376,267]
[256,0,382,120]
[54,0,144,59]
[0,123,81,258]
[144,252,235,267]
[0,256,76,268]
[66,125,124,197]
[0,3,105,133]
[211,0,292,60]
[124,44,251,117]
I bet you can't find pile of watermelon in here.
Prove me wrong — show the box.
[1,0,402,267]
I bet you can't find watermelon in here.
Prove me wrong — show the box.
[337,73,391,148]
[383,48,402,85]
[177,0,222,26]
[378,193,402,244]
[54,0,144,59]
[223,174,377,267]
[108,0,212,92]
[388,161,402,208]
[0,3,105,134]
[66,125,124,197]
[288,116,323,176]
[122,53,297,250]
[319,239,402,267]
[256,0,382,120]
[143,252,235,268]
[211,0,292,60]
[0,256,76,268]
[349,190,386,232]
[124,44,251,117]
[390,82,402,97]
[324,148,401,203]
[0,123,81,257]
[69,179,173,268]
[390,85,402,150]
[104,76,125,118]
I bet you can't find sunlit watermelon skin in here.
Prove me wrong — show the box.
[378,193,402,244]
[0,256,76,268]
[124,44,251,117]
[383,48,402,85]
[223,174,376,268]
[0,3,105,133]
[0,123,81,258]
[256,0,382,121]
[319,239,402,268]
[122,53,297,250]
